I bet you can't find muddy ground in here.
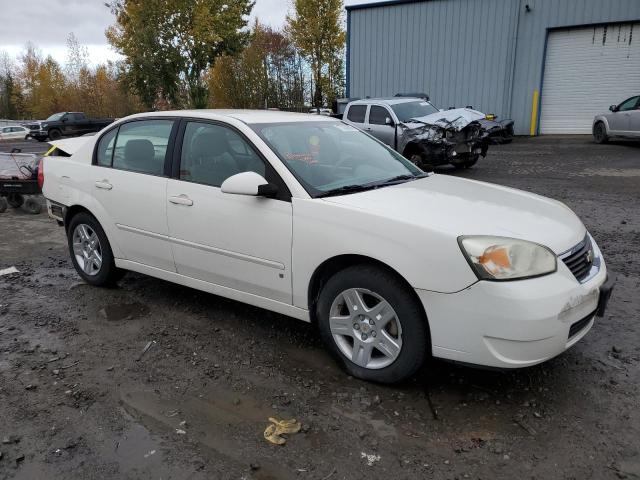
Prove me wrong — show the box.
[0,136,639,480]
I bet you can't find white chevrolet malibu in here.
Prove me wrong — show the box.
[41,110,614,383]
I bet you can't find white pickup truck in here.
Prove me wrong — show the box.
[41,109,613,383]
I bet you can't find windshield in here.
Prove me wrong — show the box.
[251,121,426,197]
[46,113,65,121]
[391,101,439,122]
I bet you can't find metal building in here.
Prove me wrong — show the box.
[345,0,640,135]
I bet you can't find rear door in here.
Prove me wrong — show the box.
[367,105,396,146]
[166,120,293,303]
[91,118,178,271]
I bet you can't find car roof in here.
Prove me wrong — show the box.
[348,97,426,106]
[123,109,338,125]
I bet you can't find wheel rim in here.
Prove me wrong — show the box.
[329,288,403,369]
[596,124,604,141]
[72,224,103,276]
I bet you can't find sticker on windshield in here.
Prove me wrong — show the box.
[334,124,358,132]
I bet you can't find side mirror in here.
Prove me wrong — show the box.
[221,171,278,198]
[384,117,394,126]
[61,117,68,122]
[609,105,618,112]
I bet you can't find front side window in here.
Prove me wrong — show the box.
[346,105,367,123]
[112,120,174,175]
[369,106,392,125]
[618,96,640,111]
[46,113,65,121]
[180,122,266,187]
[251,121,425,197]
[391,101,439,122]
[96,128,118,167]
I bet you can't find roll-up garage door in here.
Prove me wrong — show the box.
[540,23,640,134]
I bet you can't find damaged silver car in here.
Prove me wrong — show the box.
[343,97,508,169]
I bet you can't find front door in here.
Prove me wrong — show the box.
[608,96,639,134]
[166,120,293,303]
[91,118,177,271]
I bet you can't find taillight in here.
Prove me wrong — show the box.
[37,157,45,190]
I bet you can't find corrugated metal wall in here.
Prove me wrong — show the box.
[347,0,640,134]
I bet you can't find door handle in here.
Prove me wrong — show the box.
[94,180,113,190]
[364,127,372,131]
[168,194,193,206]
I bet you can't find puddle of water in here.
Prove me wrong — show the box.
[99,302,150,322]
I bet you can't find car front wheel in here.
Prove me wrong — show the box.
[67,212,124,286]
[593,122,608,144]
[317,265,429,383]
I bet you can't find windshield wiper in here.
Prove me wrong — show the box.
[381,173,428,184]
[317,174,428,198]
[316,184,380,198]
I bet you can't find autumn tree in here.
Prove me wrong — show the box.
[286,0,345,108]
[106,0,254,109]
[208,22,306,110]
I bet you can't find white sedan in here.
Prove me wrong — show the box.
[40,110,614,383]
[0,125,31,141]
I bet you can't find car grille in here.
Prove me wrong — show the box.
[561,235,594,282]
[568,310,596,339]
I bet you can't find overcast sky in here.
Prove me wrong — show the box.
[0,0,377,66]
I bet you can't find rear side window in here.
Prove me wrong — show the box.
[96,128,117,166]
[112,120,174,175]
[347,105,367,123]
[369,106,391,125]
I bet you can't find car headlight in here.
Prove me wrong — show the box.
[41,123,48,129]
[458,236,557,281]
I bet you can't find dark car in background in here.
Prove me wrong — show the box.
[31,112,115,141]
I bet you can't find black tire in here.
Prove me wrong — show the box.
[25,197,42,214]
[24,135,30,141]
[317,265,429,384]
[0,197,7,213]
[454,156,478,169]
[48,129,62,140]
[593,122,608,144]
[7,194,24,208]
[66,212,124,287]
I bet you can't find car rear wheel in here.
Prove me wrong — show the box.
[7,194,24,208]
[67,212,124,286]
[317,265,429,383]
[594,122,608,144]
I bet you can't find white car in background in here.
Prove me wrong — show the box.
[0,125,31,141]
[593,95,640,143]
[40,110,614,383]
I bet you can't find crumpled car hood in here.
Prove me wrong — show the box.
[405,107,485,131]
[322,174,585,254]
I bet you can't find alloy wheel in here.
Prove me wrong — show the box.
[329,288,403,369]
[72,224,103,276]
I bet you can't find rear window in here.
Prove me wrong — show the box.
[347,105,367,123]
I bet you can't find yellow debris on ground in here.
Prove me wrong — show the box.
[263,417,301,445]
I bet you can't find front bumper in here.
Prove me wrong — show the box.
[417,240,614,368]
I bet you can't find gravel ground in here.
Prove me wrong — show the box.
[0,135,639,480]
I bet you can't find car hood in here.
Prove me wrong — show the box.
[322,175,585,254]
[405,108,486,131]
